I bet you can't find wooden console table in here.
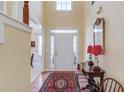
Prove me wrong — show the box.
[87,70,105,86]
[82,68,105,92]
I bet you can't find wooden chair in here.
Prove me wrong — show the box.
[99,78,124,92]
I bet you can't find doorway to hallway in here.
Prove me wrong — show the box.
[49,28,79,71]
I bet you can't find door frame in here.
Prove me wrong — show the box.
[48,27,79,71]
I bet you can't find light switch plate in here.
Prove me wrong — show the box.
[0,22,4,44]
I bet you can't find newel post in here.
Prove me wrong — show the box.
[23,1,29,25]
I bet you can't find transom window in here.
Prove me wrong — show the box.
[51,29,77,34]
[56,1,72,11]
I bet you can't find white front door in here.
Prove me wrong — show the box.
[54,34,73,71]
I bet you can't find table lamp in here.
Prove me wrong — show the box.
[87,45,94,71]
[91,45,102,72]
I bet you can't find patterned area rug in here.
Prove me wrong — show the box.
[39,71,80,92]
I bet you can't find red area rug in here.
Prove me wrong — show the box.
[39,71,80,92]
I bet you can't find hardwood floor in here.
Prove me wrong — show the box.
[31,71,89,92]
[31,71,50,92]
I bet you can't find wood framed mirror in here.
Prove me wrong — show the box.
[93,18,105,54]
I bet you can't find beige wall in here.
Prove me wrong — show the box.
[0,24,31,91]
[43,1,84,70]
[84,1,124,86]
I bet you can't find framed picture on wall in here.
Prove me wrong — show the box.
[31,41,35,47]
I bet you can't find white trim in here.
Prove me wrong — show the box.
[0,11,32,33]
[29,18,42,34]
[48,27,80,71]
[3,2,7,13]
[42,27,45,72]
[50,27,79,31]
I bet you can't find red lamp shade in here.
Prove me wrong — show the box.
[87,45,92,53]
[92,45,102,56]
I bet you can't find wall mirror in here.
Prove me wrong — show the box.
[93,18,105,54]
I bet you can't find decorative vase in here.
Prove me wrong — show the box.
[88,61,94,71]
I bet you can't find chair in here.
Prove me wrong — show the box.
[99,78,124,92]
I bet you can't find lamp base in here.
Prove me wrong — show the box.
[88,61,94,67]
[88,61,94,71]
[93,66,101,72]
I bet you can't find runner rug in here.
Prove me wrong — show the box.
[39,71,80,92]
